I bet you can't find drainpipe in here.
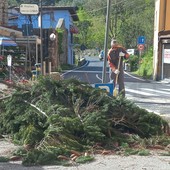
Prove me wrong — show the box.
[161,0,167,80]
[163,0,167,30]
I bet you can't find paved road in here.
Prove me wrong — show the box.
[62,56,170,118]
[126,81,170,116]
[1,55,170,118]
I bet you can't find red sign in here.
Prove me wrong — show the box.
[138,44,144,51]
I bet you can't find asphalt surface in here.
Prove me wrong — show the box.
[62,56,170,120]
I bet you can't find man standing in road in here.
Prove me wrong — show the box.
[107,38,129,97]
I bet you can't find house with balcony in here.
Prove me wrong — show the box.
[7,6,79,72]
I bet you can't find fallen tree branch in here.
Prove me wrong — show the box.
[0,95,12,101]
[24,100,48,117]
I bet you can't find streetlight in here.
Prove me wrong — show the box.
[49,33,56,41]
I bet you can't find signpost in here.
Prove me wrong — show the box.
[20,4,39,15]
[137,36,145,70]
[20,4,39,72]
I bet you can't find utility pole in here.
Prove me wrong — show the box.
[102,0,111,83]
[114,0,117,37]
[40,0,43,74]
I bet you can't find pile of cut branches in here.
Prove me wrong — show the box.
[0,77,169,166]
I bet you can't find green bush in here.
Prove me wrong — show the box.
[137,48,153,79]
[128,55,139,71]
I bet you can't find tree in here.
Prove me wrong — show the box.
[110,0,155,48]
[74,9,92,48]
[8,0,155,49]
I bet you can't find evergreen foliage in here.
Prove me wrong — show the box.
[0,77,169,166]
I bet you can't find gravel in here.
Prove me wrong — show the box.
[0,139,170,170]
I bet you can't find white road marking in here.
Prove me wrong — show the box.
[161,88,170,91]
[61,60,89,76]
[96,74,102,81]
[140,88,170,95]
[126,88,158,96]
[125,72,145,81]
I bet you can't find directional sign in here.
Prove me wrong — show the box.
[20,4,39,15]
[138,36,145,45]
[95,83,114,95]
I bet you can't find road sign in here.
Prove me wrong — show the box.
[22,24,33,36]
[138,36,145,44]
[95,83,114,95]
[138,44,144,51]
[7,55,12,81]
[20,4,39,15]
[7,55,12,66]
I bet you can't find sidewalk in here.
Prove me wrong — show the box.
[158,78,170,84]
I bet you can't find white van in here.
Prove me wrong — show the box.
[127,49,135,55]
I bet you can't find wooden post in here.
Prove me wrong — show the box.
[49,62,51,74]
[43,61,46,75]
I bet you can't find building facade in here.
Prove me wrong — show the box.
[154,0,170,80]
[8,6,79,66]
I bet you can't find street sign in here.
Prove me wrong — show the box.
[95,83,114,95]
[138,36,145,44]
[20,4,39,15]
[7,55,12,66]
[138,44,144,51]
[22,24,33,36]
[7,55,12,81]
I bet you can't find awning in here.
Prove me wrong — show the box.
[0,37,17,46]
[70,25,79,34]
[0,26,23,38]
[15,36,41,45]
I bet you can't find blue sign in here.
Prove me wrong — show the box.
[138,36,145,44]
[95,83,114,95]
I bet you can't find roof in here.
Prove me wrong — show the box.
[14,6,79,21]
[159,30,170,36]
[43,6,79,21]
